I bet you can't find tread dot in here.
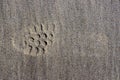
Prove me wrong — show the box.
[50,33,53,37]
[35,40,41,47]
[41,33,47,39]
[29,37,34,42]
[37,34,41,38]
[24,41,27,46]
[44,41,47,46]
[42,48,45,54]
[41,40,48,47]
[35,47,39,54]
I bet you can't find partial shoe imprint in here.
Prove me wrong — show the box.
[23,23,55,56]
